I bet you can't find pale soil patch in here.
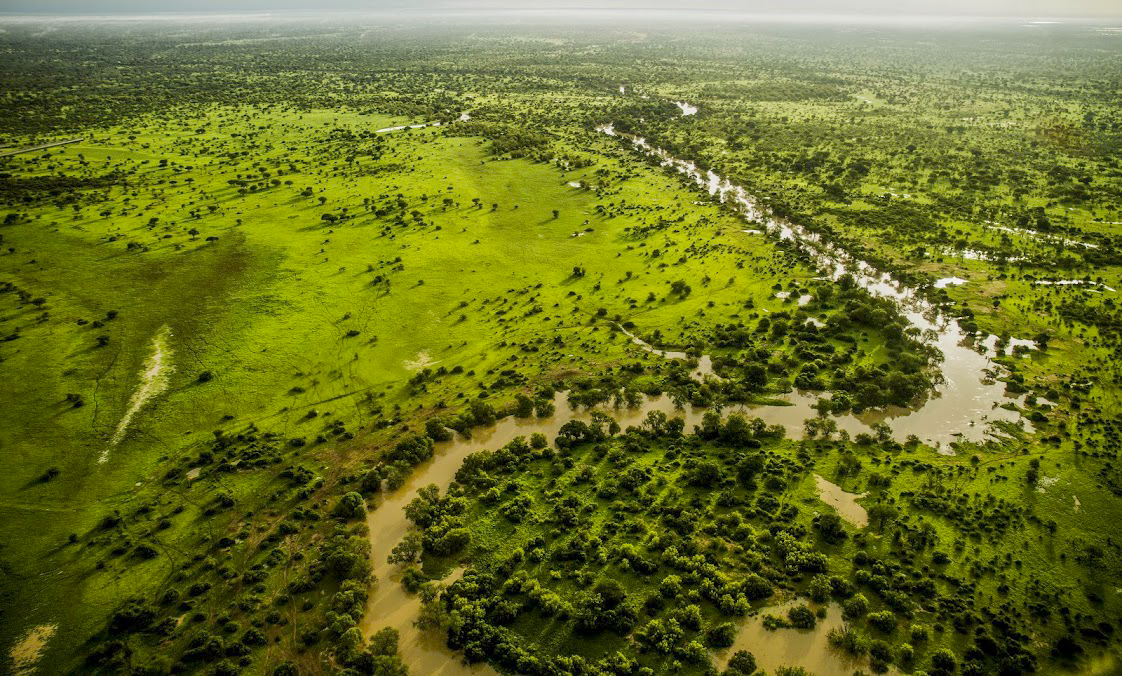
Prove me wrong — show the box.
[103,325,173,462]
[10,623,56,675]
[403,351,437,373]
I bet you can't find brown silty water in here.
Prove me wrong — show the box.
[714,599,898,676]
[360,117,1042,674]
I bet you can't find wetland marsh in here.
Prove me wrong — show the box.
[0,9,1120,676]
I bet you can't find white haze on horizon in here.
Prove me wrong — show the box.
[1,0,1120,20]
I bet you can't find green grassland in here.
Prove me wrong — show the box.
[0,102,931,673]
[0,16,1119,676]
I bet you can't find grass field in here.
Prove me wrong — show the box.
[1,16,1120,676]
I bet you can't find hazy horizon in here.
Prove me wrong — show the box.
[2,0,1121,20]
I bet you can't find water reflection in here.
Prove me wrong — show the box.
[716,599,897,676]
[597,122,1030,447]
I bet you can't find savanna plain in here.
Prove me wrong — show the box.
[1,12,1121,676]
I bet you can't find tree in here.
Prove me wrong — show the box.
[361,467,382,493]
[514,393,534,418]
[347,627,409,676]
[930,648,958,675]
[867,610,897,633]
[108,598,156,635]
[814,512,847,544]
[688,460,722,488]
[388,531,422,565]
[787,604,816,629]
[842,593,869,619]
[333,492,366,520]
[725,650,757,675]
[552,209,559,219]
[424,418,452,442]
[867,502,899,532]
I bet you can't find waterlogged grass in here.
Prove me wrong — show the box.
[0,104,921,672]
[0,17,1119,676]
[414,424,1122,675]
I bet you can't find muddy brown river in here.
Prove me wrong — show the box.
[361,116,1041,674]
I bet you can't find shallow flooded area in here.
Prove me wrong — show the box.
[934,276,967,288]
[361,389,868,672]
[814,475,868,527]
[715,600,892,676]
[674,100,698,115]
[359,119,1046,675]
[598,123,1032,448]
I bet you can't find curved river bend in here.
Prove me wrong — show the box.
[361,117,1039,675]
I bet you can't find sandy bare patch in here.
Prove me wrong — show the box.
[10,623,56,675]
[1036,475,1059,493]
[103,325,174,461]
[403,351,437,373]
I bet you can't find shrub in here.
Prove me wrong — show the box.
[333,492,366,520]
[787,604,816,629]
[705,622,737,648]
[867,610,897,633]
[725,650,757,675]
[843,593,869,619]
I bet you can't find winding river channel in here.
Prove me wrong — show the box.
[361,110,1039,675]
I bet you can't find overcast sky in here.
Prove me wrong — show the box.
[2,0,1119,18]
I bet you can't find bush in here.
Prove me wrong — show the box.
[930,648,958,675]
[705,622,737,648]
[867,610,897,633]
[843,593,869,619]
[333,492,366,520]
[787,604,816,629]
[271,661,298,676]
[725,650,757,675]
